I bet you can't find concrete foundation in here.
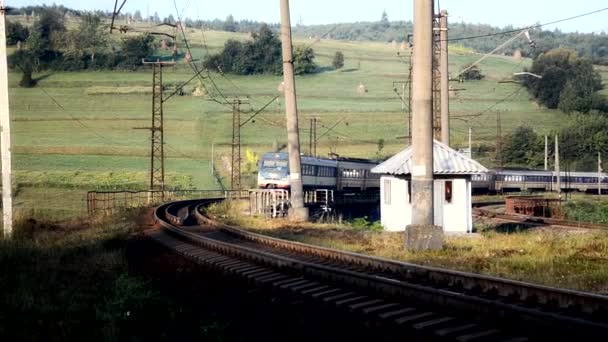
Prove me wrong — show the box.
[288,207,310,222]
[405,224,444,251]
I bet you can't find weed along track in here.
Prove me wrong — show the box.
[150,199,608,341]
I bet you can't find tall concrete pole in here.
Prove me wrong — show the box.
[0,1,13,238]
[555,135,561,197]
[407,0,442,251]
[544,135,548,171]
[439,10,449,145]
[280,0,308,221]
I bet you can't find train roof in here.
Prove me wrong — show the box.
[495,169,608,177]
[261,152,378,165]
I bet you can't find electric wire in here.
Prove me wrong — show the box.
[448,7,608,42]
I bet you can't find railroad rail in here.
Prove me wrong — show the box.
[150,198,608,341]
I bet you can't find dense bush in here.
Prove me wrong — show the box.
[523,48,605,113]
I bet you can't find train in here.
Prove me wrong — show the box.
[257,152,380,191]
[472,169,608,193]
[258,152,607,194]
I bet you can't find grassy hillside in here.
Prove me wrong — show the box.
[7,27,596,219]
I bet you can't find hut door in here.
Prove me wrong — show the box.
[433,181,444,227]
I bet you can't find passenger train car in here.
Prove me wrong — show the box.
[472,169,608,193]
[258,152,380,191]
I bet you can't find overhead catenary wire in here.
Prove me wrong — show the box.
[448,7,608,42]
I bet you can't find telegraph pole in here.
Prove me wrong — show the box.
[555,135,561,197]
[407,0,442,251]
[439,10,449,145]
[0,1,13,237]
[280,0,308,221]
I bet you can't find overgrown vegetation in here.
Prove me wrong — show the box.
[203,24,317,75]
[207,201,608,293]
[564,199,608,224]
[523,48,606,113]
[0,210,225,340]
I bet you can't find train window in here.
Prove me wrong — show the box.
[445,181,453,204]
[383,179,391,205]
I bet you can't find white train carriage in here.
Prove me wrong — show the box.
[258,152,379,191]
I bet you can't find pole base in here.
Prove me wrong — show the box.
[405,224,444,251]
[288,207,309,222]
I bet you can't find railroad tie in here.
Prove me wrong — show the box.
[279,279,314,290]
[290,281,322,292]
[348,299,385,311]
[455,329,500,342]
[412,316,455,330]
[361,303,401,315]
[334,295,369,307]
[300,285,331,295]
[394,312,434,325]
[435,323,478,337]
[309,288,343,299]
[256,274,290,286]
[322,291,357,303]
[378,307,416,320]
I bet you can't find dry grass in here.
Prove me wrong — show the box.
[84,86,151,95]
[208,200,608,294]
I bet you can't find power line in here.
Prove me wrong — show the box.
[448,7,608,42]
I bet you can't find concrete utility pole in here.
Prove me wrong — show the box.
[280,0,308,221]
[555,135,561,197]
[0,1,13,237]
[407,0,443,251]
[545,135,549,171]
[439,10,449,145]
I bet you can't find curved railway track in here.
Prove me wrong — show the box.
[148,198,608,341]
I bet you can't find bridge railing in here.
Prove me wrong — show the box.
[86,189,249,216]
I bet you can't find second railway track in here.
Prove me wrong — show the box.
[149,198,608,341]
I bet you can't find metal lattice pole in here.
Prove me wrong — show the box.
[136,60,175,192]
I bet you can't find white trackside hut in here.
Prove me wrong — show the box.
[371,140,488,233]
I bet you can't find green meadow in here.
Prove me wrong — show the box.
[7,27,602,219]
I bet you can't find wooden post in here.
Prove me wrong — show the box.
[0,1,12,237]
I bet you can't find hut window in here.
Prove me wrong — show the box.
[445,181,453,203]
[408,181,411,203]
[383,179,391,205]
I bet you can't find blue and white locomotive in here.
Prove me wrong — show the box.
[257,152,380,191]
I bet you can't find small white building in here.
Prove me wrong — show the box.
[371,140,488,233]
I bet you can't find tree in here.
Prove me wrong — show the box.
[459,63,484,81]
[501,126,543,167]
[380,10,389,29]
[204,24,286,75]
[119,34,155,69]
[524,48,605,112]
[293,46,317,75]
[34,7,66,52]
[63,13,107,64]
[133,10,142,21]
[558,114,608,171]
[166,14,175,24]
[223,14,237,32]
[332,51,344,69]
[6,20,29,45]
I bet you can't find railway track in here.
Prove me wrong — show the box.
[472,201,608,230]
[149,198,608,341]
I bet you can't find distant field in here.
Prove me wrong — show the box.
[6,28,580,219]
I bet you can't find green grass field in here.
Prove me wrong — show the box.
[6,27,605,219]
